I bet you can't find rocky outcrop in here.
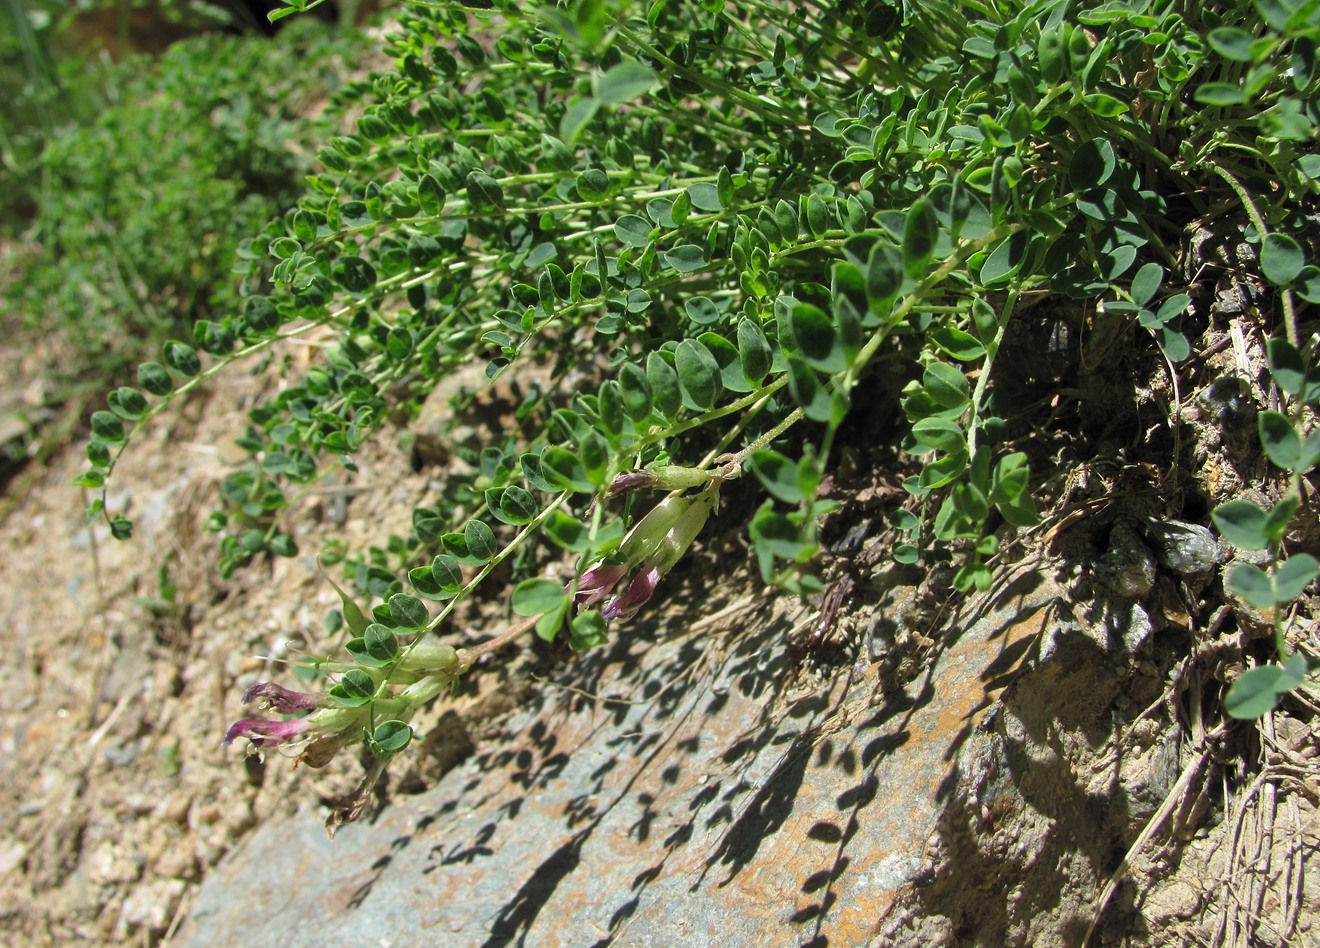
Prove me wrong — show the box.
[180,556,1219,946]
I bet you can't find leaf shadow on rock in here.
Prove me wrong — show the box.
[782,562,1070,943]
[423,558,815,945]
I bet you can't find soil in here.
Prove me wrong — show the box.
[0,276,1318,943]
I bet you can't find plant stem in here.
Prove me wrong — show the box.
[459,613,540,667]
[421,490,572,639]
[722,404,807,476]
[1209,163,1300,348]
[967,286,1020,461]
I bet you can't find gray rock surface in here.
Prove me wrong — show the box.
[179,569,1163,946]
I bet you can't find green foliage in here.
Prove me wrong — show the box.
[0,3,63,216]
[1213,339,1320,718]
[267,0,335,22]
[87,0,1320,816]
[1224,653,1312,719]
[3,18,367,385]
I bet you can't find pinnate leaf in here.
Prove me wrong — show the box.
[1275,554,1320,601]
[790,303,845,372]
[1266,338,1320,400]
[930,326,986,361]
[980,231,1030,285]
[619,362,653,421]
[923,362,970,409]
[665,244,708,273]
[750,449,803,503]
[1225,653,1310,719]
[1069,138,1117,190]
[902,197,938,279]
[615,215,653,248]
[675,338,721,409]
[737,317,773,384]
[371,720,413,753]
[388,593,429,629]
[647,352,681,419]
[1259,411,1303,470]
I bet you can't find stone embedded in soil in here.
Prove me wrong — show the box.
[1143,519,1222,576]
[0,840,27,877]
[1081,600,1155,654]
[1095,522,1157,599]
[85,842,143,887]
[116,877,186,936]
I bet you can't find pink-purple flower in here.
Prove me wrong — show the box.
[570,562,628,607]
[602,566,662,622]
[223,717,312,748]
[573,484,719,625]
[224,681,326,751]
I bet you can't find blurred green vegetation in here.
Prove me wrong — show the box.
[0,1,369,395]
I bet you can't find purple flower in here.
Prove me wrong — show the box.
[570,485,721,625]
[603,566,662,622]
[242,681,324,714]
[223,717,312,748]
[570,562,628,607]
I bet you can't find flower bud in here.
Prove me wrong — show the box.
[607,465,712,498]
[299,731,352,769]
[618,494,694,565]
[398,640,460,674]
[654,486,718,573]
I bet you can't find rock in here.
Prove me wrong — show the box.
[116,877,186,936]
[1120,725,1183,834]
[1226,541,1273,568]
[150,826,200,882]
[160,790,195,826]
[1144,519,1222,575]
[86,842,143,886]
[102,741,142,767]
[178,574,1169,948]
[95,626,154,704]
[1196,375,1256,430]
[1095,522,1156,598]
[0,840,28,877]
[1274,715,1313,754]
[409,361,492,468]
[1104,601,1155,654]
